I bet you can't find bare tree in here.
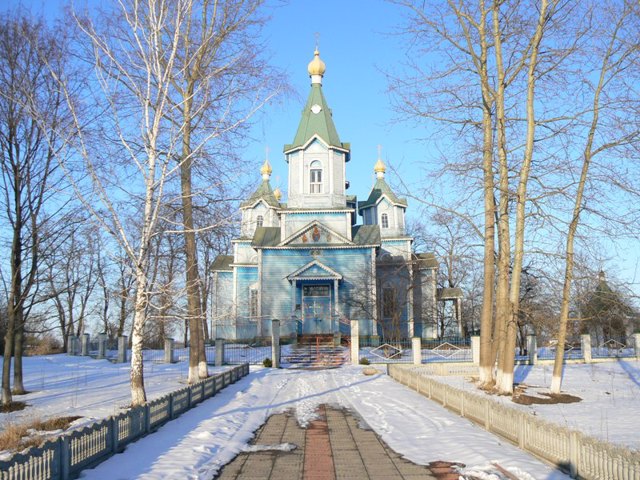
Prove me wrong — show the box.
[0,14,70,406]
[551,1,640,393]
[163,0,283,382]
[58,0,190,406]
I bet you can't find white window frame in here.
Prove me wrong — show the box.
[381,213,389,229]
[310,160,322,194]
[256,215,264,228]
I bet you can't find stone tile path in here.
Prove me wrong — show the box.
[216,405,450,479]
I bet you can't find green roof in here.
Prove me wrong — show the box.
[358,178,408,210]
[284,83,348,151]
[352,225,381,245]
[210,255,233,271]
[251,227,281,247]
[240,180,280,209]
[438,287,463,299]
[414,252,438,269]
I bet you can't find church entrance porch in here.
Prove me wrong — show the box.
[302,285,332,334]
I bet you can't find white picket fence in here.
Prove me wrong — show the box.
[0,364,249,480]
[389,364,640,480]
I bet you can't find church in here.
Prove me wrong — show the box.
[210,49,444,341]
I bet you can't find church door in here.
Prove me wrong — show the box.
[302,285,331,334]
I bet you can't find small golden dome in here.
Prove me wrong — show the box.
[273,187,282,201]
[307,48,326,76]
[260,159,272,176]
[374,158,386,174]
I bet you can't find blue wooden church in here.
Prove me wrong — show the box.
[210,49,441,341]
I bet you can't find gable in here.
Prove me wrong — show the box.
[287,260,343,281]
[281,221,352,247]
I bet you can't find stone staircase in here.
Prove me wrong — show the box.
[281,335,349,369]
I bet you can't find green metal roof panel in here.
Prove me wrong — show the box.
[352,225,381,245]
[414,252,438,269]
[210,255,234,271]
[358,178,408,210]
[240,180,280,208]
[289,84,345,150]
[438,287,463,299]
[251,227,281,247]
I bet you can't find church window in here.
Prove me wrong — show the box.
[310,160,322,194]
[381,213,389,229]
[383,287,397,317]
[250,289,258,317]
[256,215,264,227]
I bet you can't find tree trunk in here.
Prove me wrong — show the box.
[477,1,497,386]
[130,270,148,406]
[492,0,513,394]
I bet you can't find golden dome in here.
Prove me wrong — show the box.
[374,158,386,174]
[273,187,282,201]
[260,159,272,176]
[307,48,326,76]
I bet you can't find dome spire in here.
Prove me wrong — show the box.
[261,147,272,180]
[374,145,386,179]
[307,44,326,84]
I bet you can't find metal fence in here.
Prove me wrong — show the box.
[0,364,249,480]
[421,337,472,363]
[389,365,640,480]
[358,338,414,363]
[591,337,636,359]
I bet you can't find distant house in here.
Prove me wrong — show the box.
[210,49,452,341]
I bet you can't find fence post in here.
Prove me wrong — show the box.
[350,320,359,366]
[97,333,107,359]
[412,337,422,365]
[117,336,128,363]
[527,335,538,365]
[60,435,70,480]
[581,334,592,363]
[164,338,175,364]
[569,430,579,478]
[633,333,640,360]
[67,336,77,356]
[215,339,224,367]
[271,319,280,368]
[471,336,480,365]
[81,333,90,356]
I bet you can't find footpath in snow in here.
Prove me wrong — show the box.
[78,366,570,480]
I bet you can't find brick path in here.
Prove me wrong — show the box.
[216,406,444,479]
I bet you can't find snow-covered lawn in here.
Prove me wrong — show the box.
[436,360,640,450]
[0,354,215,430]
[3,355,633,479]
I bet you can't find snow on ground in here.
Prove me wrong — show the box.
[77,367,570,480]
[436,360,640,450]
[0,354,227,431]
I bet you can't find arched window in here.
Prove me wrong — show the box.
[256,215,264,227]
[381,213,389,229]
[310,160,322,194]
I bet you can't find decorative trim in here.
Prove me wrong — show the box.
[286,259,343,281]
[279,219,353,247]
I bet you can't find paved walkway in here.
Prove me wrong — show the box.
[216,405,459,480]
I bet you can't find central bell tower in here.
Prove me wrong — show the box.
[284,49,351,209]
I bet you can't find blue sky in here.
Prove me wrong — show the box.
[4,0,640,295]
[248,0,425,202]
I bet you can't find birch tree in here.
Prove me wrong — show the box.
[60,0,189,406]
